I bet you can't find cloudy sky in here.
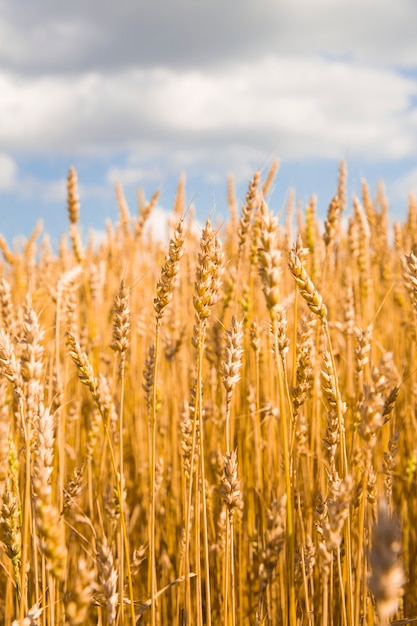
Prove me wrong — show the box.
[1,0,417,245]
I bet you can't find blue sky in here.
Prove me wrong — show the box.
[1,0,417,247]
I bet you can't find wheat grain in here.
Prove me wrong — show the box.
[67,166,80,225]
[369,500,405,625]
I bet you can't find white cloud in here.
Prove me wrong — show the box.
[1,1,417,72]
[0,0,417,233]
[144,206,175,242]
[0,0,415,177]
[0,152,17,189]
[14,174,66,203]
[106,165,163,186]
[391,168,417,207]
[0,57,415,167]
[14,173,113,212]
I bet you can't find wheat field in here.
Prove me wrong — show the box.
[0,162,415,625]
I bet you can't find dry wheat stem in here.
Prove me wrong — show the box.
[185,219,224,626]
[110,278,135,626]
[148,219,185,626]
[66,329,135,625]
